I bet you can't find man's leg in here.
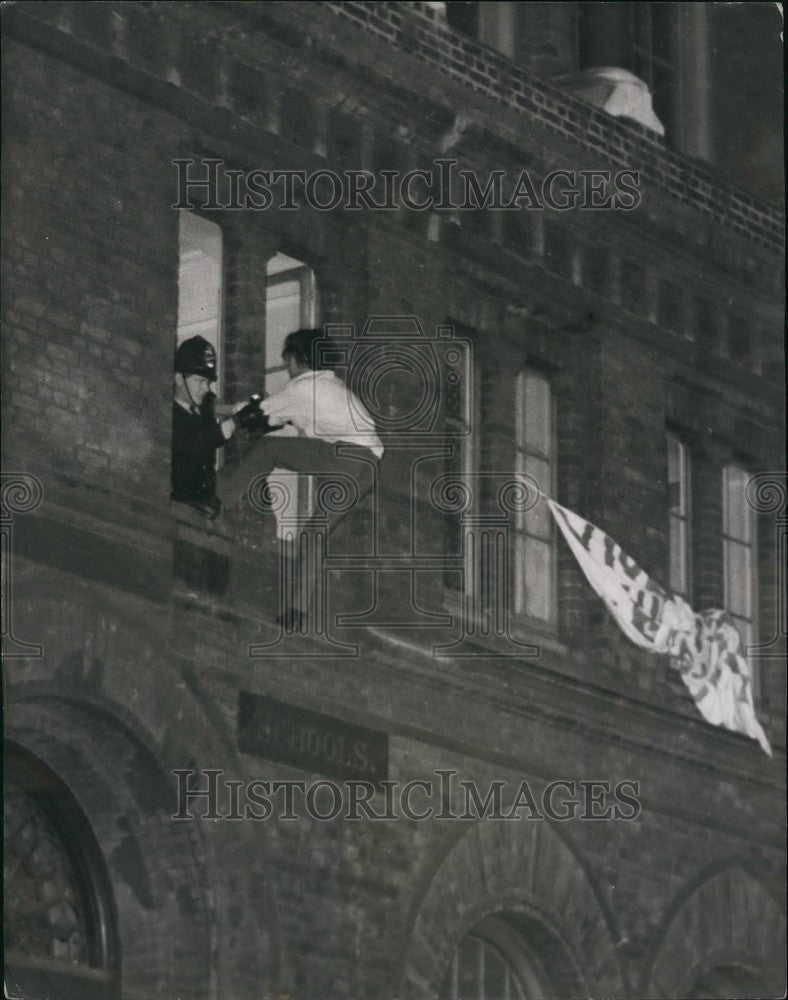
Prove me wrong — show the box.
[220,438,378,622]
[290,452,377,618]
[219,437,346,509]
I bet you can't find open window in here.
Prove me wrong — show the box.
[177,211,224,389]
[264,252,318,394]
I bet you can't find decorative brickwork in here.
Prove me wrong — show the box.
[400,818,623,997]
[645,867,786,998]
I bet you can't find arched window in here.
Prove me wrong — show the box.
[4,744,119,999]
[440,915,552,999]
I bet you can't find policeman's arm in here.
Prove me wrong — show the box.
[213,401,239,418]
[231,395,285,434]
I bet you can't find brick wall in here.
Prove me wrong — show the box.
[1,38,176,501]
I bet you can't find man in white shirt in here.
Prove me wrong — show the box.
[260,353,384,458]
[220,328,384,627]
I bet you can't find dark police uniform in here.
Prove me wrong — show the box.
[170,400,227,518]
[171,335,226,519]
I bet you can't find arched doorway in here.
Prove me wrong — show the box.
[5,696,216,1000]
[4,743,120,1000]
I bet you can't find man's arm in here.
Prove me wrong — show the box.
[259,381,304,427]
[219,395,283,438]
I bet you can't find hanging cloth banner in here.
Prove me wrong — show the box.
[547,499,771,757]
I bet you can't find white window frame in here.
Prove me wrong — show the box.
[176,210,224,394]
[444,351,478,599]
[513,367,556,627]
[667,432,692,597]
[722,463,758,662]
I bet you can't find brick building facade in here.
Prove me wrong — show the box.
[2,3,785,999]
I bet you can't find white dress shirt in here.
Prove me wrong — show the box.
[260,369,384,458]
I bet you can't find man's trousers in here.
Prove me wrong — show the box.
[220,436,379,614]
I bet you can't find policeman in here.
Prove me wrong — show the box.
[171,335,267,519]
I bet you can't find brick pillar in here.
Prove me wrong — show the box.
[556,330,601,638]
[314,224,369,329]
[315,264,344,327]
[516,2,578,77]
[578,2,632,69]
[221,217,278,402]
[555,374,586,636]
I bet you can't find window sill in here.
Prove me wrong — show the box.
[442,589,567,658]
[510,614,566,656]
[172,500,280,556]
[173,503,235,546]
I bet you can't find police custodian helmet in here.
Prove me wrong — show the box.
[174,335,218,381]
